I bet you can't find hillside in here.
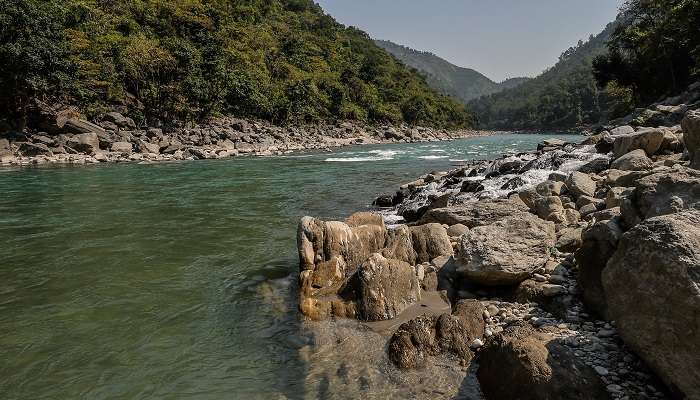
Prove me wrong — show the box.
[375,40,529,103]
[0,0,472,131]
[469,23,616,130]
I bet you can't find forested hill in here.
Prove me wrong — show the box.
[0,0,472,130]
[375,40,530,103]
[469,23,616,130]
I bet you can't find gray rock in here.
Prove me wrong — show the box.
[609,125,635,136]
[566,172,596,199]
[603,211,700,399]
[457,213,555,286]
[419,199,529,228]
[610,149,653,171]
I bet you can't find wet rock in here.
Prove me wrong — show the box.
[419,199,529,228]
[681,110,700,168]
[603,211,700,399]
[410,223,454,263]
[457,213,555,286]
[575,219,623,318]
[357,254,420,321]
[478,323,609,400]
[610,149,653,171]
[460,179,485,193]
[578,157,610,174]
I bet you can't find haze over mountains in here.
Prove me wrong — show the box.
[375,40,530,103]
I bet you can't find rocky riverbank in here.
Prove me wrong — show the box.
[0,104,490,167]
[295,107,700,396]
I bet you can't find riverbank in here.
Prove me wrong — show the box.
[0,110,497,167]
[296,109,700,398]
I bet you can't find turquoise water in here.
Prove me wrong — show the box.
[0,134,580,399]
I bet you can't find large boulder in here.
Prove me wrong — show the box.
[457,213,556,286]
[381,225,417,266]
[410,223,454,263]
[610,149,653,171]
[62,118,106,135]
[419,199,529,228]
[574,218,623,318]
[110,142,133,154]
[65,132,100,155]
[356,253,420,321]
[603,211,700,399]
[478,322,609,400]
[681,110,700,168]
[387,300,485,369]
[612,128,665,158]
[621,166,700,228]
[566,171,596,199]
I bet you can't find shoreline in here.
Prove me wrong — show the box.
[0,114,504,167]
[295,110,699,398]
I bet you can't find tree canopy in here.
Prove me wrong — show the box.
[0,0,473,129]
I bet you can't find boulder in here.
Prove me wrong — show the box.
[681,110,700,168]
[603,211,700,399]
[610,149,653,171]
[110,142,132,154]
[137,140,160,154]
[419,199,529,228]
[612,128,665,158]
[357,254,420,321]
[609,125,635,136]
[410,223,454,263]
[382,225,416,266]
[566,171,596,199]
[62,118,106,135]
[103,112,136,129]
[605,187,633,208]
[65,132,100,155]
[18,142,52,156]
[578,156,610,174]
[556,227,583,252]
[478,323,609,400]
[388,300,484,369]
[621,167,700,228]
[446,223,469,238]
[574,219,623,318]
[457,213,556,286]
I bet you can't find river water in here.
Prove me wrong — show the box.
[0,133,580,399]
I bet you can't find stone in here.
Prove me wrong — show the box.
[18,142,52,156]
[566,171,596,199]
[603,211,700,399]
[457,213,556,286]
[609,125,635,136]
[357,254,420,321]
[110,142,132,154]
[446,223,469,238]
[578,157,610,174]
[137,140,160,154]
[65,132,100,154]
[541,284,566,297]
[610,149,653,171]
[681,110,700,168]
[382,225,416,266]
[605,187,633,209]
[388,301,484,369]
[61,118,106,135]
[621,166,700,228]
[103,112,136,129]
[556,227,583,252]
[574,219,623,318]
[478,323,609,400]
[612,128,665,158]
[419,199,529,228]
[410,223,454,263]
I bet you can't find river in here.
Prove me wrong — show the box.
[0,133,581,399]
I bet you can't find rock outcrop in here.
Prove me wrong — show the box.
[603,211,700,399]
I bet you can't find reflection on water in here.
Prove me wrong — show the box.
[0,134,580,399]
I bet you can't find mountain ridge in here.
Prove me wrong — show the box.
[374,39,530,103]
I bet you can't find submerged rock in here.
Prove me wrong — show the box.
[603,211,700,399]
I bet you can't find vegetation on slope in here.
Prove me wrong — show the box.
[593,0,700,108]
[375,40,530,103]
[469,23,616,130]
[0,0,472,130]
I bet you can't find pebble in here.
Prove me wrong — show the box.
[595,366,609,376]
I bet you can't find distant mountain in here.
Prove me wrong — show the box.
[375,40,529,103]
[469,22,617,130]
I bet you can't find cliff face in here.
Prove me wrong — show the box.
[375,40,529,103]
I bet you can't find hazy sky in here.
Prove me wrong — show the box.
[316,0,623,82]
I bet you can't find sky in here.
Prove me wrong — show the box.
[315,0,623,82]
